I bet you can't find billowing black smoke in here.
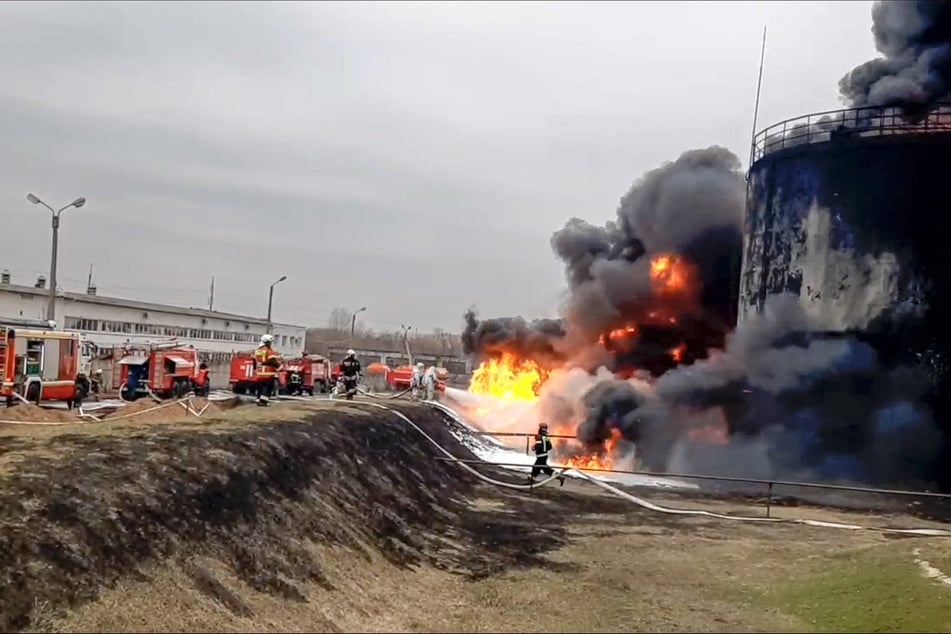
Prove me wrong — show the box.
[461,309,567,368]
[551,146,744,342]
[567,295,942,486]
[839,0,951,108]
[464,146,745,374]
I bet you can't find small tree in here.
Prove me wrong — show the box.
[328,307,352,332]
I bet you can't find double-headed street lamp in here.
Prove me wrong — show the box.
[266,275,287,335]
[351,306,367,338]
[26,193,86,324]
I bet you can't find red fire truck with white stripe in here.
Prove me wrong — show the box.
[0,318,86,407]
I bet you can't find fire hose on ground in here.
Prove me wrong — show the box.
[4,390,949,536]
[356,386,413,400]
[339,399,951,538]
[0,390,242,426]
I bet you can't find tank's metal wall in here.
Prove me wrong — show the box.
[741,133,951,336]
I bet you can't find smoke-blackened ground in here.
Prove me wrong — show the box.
[10,399,951,633]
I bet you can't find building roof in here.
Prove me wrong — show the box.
[0,282,305,329]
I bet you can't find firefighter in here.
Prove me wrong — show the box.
[422,366,437,401]
[336,349,361,397]
[288,369,303,395]
[254,334,282,406]
[410,362,425,399]
[530,422,565,486]
[90,369,104,401]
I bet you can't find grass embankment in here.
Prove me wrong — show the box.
[0,398,949,632]
[763,540,951,632]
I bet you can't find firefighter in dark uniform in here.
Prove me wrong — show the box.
[288,370,303,395]
[337,349,361,396]
[530,422,565,486]
[341,349,361,378]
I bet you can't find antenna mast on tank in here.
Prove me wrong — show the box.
[748,25,768,173]
[737,25,768,324]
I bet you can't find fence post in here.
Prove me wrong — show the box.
[525,435,530,456]
[766,482,774,518]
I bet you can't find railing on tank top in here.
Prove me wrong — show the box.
[750,102,951,165]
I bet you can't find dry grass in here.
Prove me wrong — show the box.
[38,484,951,633]
[1,399,949,633]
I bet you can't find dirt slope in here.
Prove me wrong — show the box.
[1,399,950,633]
[0,401,587,631]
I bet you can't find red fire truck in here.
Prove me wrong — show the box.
[229,352,259,395]
[116,342,207,401]
[0,319,85,407]
[280,354,332,396]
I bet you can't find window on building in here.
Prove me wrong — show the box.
[62,314,295,348]
[64,316,101,331]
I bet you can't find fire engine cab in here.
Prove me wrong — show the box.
[280,354,332,396]
[0,318,86,407]
[116,341,206,401]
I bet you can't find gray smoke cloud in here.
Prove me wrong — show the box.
[839,0,951,108]
[564,294,942,486]
[551,145,745,339]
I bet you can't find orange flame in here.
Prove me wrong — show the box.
[599,324,638,346]
[468,352,546,401]
[670,343,686,362]
[560,428,623,471]
[650,253,693,295]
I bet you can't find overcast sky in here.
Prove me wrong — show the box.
[0,1,876,332]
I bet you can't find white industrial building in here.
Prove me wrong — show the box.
[0,273,306,362]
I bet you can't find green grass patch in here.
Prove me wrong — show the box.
[766,544,951,633]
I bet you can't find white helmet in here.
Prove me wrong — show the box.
[347,348,355,356]
[417,362,424,368]
[261,334,274,345]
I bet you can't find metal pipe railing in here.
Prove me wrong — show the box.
[437,457,951,500]
[750,102,951,164]
[435,456,951,520]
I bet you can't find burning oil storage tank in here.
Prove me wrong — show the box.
[740,103,951,481]
[741,103,951,359]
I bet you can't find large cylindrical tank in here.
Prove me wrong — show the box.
[741,104,951,485]
[742,106,951,352]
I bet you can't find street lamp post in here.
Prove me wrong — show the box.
[350,306,367,338]
[26,193,86,324]
[266,275,287,335]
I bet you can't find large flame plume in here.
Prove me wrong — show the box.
[463,252,704,474]
[469,352,547,401]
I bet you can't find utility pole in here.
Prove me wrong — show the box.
[208,277,215,311]
[86,263,94,290]
[26,193,87,324]
[350,306,367,340]
[400,324,413,366]
[266,275,287,335]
